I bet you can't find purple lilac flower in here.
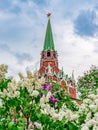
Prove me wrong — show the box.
[46,84,52,91]
[41,84,52,92]
[49,95,59,103]
[34,124,37,129]
[40,93,43,98]
[32,123,37,129]
[54,98,59,103]
[41,84,47,90]
[49,95,54,102]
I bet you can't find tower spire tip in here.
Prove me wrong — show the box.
[47,13,51,19]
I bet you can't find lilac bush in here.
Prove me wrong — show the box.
[77,65,98,99]
[0,64,98,130]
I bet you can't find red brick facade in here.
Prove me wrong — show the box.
[39,50,59,78]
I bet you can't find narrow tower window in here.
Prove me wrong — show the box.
[47,51,51,57]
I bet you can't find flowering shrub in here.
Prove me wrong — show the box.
[77,65,98,99]
[0,64,98,130]
[79,89,98,130]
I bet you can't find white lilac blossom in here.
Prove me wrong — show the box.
[95,99,98,106]
[85,112,91,121]
[83,98,92,104]
[40,98,78,122]
[89,104,97,112]
[18,71,44,93]
[0,89,20,99]
[79,90,98,130]
[31,90,39,97]
[93,125,98,130]
[0,69,44,101]
[81,119,98,129]
[81,125,89,130]
[28,122,42,130]
[0,80,20,99]
[34,122,42,130]
[0,64,8,82]
[46,91,52,102]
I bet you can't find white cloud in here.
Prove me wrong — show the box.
[51,19,98,79]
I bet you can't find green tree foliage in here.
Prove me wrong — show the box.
[77,65,98,99]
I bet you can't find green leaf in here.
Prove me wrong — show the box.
[23,109,30,116]
[78,113,86,124]
[41,90,48,96]
[0,79,11,91]
[68,122,78,130]
[8,122,15,130]
[17,126,25,130]
[35,95,40,104]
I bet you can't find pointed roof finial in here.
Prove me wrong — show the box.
[43,13,55,51]
[47,13,51,19]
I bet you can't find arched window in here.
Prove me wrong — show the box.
[47,51,51,57]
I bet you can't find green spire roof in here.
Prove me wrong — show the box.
[43,14,55,51]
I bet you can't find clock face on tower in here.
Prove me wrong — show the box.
[48,61,54,67]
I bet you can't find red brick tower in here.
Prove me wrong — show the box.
[39,13,60,81]
[39,14,77,99]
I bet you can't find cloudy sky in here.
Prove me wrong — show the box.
[0,0,98,80]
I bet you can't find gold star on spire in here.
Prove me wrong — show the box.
[47,13,51,19]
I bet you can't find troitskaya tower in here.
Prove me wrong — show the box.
[39,13,77,99]
[39,13,62,81]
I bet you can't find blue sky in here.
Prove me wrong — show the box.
[0,0,98,79]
